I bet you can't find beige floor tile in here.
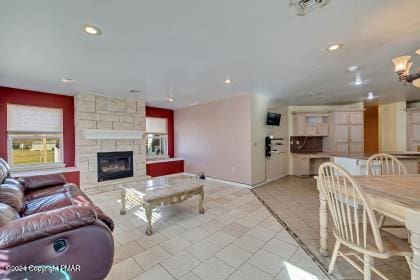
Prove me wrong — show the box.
[132,264,175,280]
[178,272,201,280]
[247,226,276,242]
[215,244,252,268]
[186,240,221,261]
[222,222,250,238]
[114,240,145,264]
[247,249,286,276]
[206,231,237,248]
[160,224,187,239]
[182,227,211,243]
[263,238,298,260]
[114,227,144,244]
[227,263,273,280]
[136,232,167,249]
[193,256,235,280]
[161,251,201,278]
[233,234,265,254]
[161,236,192,255]
[107,257,144,280]
[178,217,202,230]
[200,219,225,233]
[133,245,171,271]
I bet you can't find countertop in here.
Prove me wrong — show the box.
[291,152,420,160]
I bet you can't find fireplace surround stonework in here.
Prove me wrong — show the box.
[75,92,149,193]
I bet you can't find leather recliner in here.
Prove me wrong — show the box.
[0,158,114,280]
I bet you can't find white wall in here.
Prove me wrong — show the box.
[174,95,253,185]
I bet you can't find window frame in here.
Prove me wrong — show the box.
[7,133,65,171]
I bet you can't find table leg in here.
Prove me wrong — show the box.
[319,184,329,257]
[145,203,153,236]
[120,189,126,215]
[198,189,205,214]
[406,209,420,279]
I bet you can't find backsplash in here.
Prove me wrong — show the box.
[290,136,323,153]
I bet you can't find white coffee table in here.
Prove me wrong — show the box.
[120,177,205,235]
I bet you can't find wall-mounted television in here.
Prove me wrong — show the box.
[266,112,281,126]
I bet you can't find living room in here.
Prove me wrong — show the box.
[0,1,420,280]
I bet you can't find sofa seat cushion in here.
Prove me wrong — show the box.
[24,185,68,201]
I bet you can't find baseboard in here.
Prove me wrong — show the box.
[182,172,252,189]
[250,173,289,189]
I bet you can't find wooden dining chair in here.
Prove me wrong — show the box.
[366,153,407,228]
[318,162,412,280]
[366,153,408,176]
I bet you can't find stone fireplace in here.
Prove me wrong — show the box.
[74,92,149,193]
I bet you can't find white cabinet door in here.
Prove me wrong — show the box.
[334,112,349,125]
[335,143,349,154]
[335,125,350,142]
[350,112,363,125]
[350,143,363,154]
[350,125,363,142]
[412,124,420,141]
[410,111,420,123]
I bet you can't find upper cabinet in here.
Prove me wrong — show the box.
[292,112,329,136]
[407,108,420,152]
[326,109,365,154]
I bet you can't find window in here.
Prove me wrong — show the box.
[146,117,168,159]
[7,104,64,170]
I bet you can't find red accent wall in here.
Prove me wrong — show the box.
[0,87,76,167]
[146,160,184,177]
[145,107,174,158]
[63,171,80,185]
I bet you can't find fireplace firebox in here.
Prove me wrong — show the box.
[97,151,133,182]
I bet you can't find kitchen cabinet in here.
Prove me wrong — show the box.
[292,112,329,136]
[326,109,365,154]
[407,108,420,151]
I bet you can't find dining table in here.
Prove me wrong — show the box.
[317,174,420,279]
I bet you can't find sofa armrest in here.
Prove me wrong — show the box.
[0,206,97,249]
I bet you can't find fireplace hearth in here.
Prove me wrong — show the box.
[97,151,133,182]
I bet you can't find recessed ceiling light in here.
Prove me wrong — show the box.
[82,24,101,35]
[166,97,174,102]
[61,78,74,83]
[350,79,367,86]
[347,65,359,72]
[327,43,342,51]
[224,79,232,84]
[367,92,375,100]
[129,89,141,93]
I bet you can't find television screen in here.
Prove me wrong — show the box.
[266,112,281,126]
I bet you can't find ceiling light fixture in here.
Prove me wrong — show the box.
[347,65,359,72]
[327,44,342,51]
[367,92,375,100]
[61,78,74,83]
[82,24,102,35]
[166,97,174,102]
[224,79,232,84]
[392,53,420,88]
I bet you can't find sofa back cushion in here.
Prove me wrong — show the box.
[0,185,25,214]
[18,174,67,191]
[0,202,19,227]
[0,158,10,184]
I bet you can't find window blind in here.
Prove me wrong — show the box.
[146,117,167,134]
[7,104,63,133]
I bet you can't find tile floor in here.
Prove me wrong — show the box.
[89,177,329,280]
[253,176,411,280]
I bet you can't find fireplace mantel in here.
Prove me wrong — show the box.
[83,129,144,140]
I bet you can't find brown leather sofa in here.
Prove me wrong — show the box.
[0,158,114,280]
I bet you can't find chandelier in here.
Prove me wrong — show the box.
[392,49,420,88]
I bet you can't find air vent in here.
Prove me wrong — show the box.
[290,0,330,16]
[307,92,322,97]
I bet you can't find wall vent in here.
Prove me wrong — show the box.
[290,0,330,16]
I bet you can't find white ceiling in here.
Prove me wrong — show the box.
[0,0,419,109]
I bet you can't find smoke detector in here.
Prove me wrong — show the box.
[290,0,330,16]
